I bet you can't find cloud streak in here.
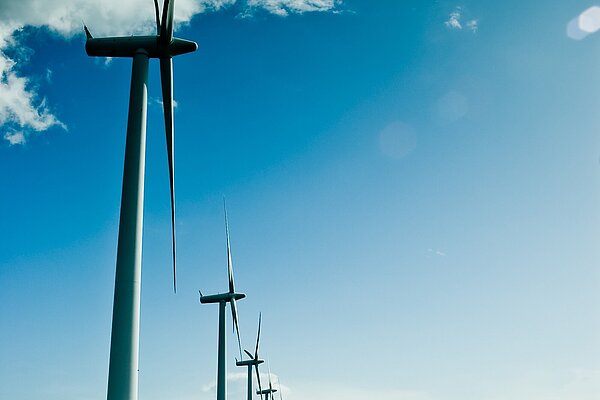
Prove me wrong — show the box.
[0,0,342,145]
[245,0,340,17]
[427,248,446,257]
[202,371,290,394]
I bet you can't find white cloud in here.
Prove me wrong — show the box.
[445,8,462,30]
[202,371,291,395]
[444,7,478,33]
[150,96,179,109]
[0,0,342,145]
[427,248,446,257]
[466,19,478,32]
[0,47,66,143]
[4,131,25,145]
[245,0,339,17]
[202,372,247,392]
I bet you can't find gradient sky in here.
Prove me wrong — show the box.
[1,1,600,400]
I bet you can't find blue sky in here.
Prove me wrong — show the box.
[1,1,600,399]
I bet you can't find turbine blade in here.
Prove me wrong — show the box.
[244,349,254,359]
[153,0,161,35]
[230,298,242,359]
[224,199,235,294]
[160,0,174,44]
[84,25,92,39]
[278,379,283,400]
[160,56,177,293]
[255,364,263,398]
[255,312,261,359]
[268,362,273,391]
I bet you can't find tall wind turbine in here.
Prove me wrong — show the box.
[84,2,196,400]
[200,203,246,400]
[236,313,265,400]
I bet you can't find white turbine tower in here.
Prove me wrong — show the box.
[84,1,197,400]
[200,202,246,400]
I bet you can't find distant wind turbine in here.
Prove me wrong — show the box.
[83,1,197,400]
[236,313,265,400]
[257,363,278,400]
[200,202,246,400]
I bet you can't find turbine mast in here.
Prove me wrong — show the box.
[106,49,148,400]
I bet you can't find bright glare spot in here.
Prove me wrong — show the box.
[567,18,589,40]
[579,6,600,32]
[436,91,468,122]
[567,6,600,40]
[378,121,417,160]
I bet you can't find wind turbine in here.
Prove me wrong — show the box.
[84,2,196,400]
[236,313,265,400]
[200,203,246,400]
[257,364,277,400]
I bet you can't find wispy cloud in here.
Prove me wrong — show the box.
[150,96,179,109]
[0,46,66,146]
[4,130,25,145]
[289,383,431,400]
[202,371,290,394]
[245,0,340,17]
[427,248,446,257]
[0,0,343,145]
[202,372,247,392]
[466,19,478,33]
[444,7,478,33]
[445,8,462,30]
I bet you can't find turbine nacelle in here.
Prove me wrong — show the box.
[85,35,197,58]
[200,291,246,304]
[235,357,264,367]
[257,389,277,395]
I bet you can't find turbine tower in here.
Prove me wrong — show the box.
[84,2,197,400]
[200,203,246,400]
[236,313,265,400]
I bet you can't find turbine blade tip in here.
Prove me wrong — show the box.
[83,25,92,39]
